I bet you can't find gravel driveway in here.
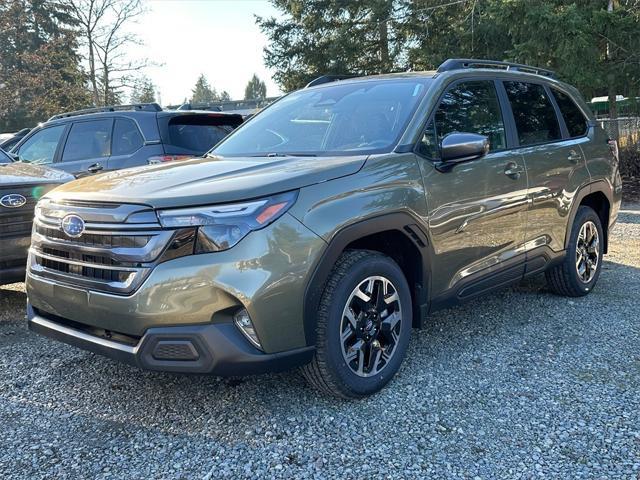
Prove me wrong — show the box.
[1,205,639,479]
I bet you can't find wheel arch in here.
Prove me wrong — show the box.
[566,181,612,253]
[303,213,432,346]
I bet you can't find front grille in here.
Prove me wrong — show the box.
[29,199,176,295]
[35,223,152,248]
[0,185,53,239]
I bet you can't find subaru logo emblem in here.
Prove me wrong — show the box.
[61,214,85,238]
[0,194,26,208]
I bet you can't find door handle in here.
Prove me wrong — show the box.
[87,163,103,173]
[567,150,582,163]
[504,162,523,179]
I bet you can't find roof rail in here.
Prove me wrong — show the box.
[305,75,357,88]
[48,103,163,121]
[437,58,555,78]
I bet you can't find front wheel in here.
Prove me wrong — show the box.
[301,250,412,398]
[546,206,604,297]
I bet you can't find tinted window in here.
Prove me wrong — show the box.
[168,123,235,153]
[16,125,66,165]
[214,79,430,157]
[552,89,588,138]
[418,81,506,158]
[112,118,143,156]
[62,119,112,162]
[504,82,561,145]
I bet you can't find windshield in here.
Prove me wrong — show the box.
[213,78,431,157]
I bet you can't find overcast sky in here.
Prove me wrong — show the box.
[139,0,282,106]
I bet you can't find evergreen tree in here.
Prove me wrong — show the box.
[259,0,640,110]
[257,0,400,91]
[130,76,156,104]
[244,74,267,100]
[0,0,90,130]
[219,90,231,102]
[190,74,218,104]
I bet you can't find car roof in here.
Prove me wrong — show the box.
[44,107,243,127]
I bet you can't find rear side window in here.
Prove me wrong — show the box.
[167,116,237,153]
[112,118,143,156]
[552,89,588,138]
[504,82,561,146]
[62,119,112,162]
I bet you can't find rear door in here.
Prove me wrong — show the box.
[417,79,529,300]
[56,118,112,177]
[108,117,145,170]
[502,81,591,259]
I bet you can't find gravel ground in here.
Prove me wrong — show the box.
[1,205,639,479]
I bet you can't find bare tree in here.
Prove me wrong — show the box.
[66,0,112,105]
[66,0,149,105]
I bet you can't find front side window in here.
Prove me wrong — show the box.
[62,119,112,162]
[213,79,430,157]
[112,118,143,156]
[418,80,506,158]
[16,125,66,165]
[552,89,588,138]
[504,81,561,146]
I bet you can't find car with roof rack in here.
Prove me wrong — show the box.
[26,59,621,397]
[8,103,243,177]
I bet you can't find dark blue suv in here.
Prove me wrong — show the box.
[9,103,243,177]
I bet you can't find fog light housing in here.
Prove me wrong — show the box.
[234,308,262,350]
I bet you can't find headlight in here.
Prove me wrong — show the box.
[157,191,298,252]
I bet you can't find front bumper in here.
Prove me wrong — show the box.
[28,303,315,375]
[26,213,327,354]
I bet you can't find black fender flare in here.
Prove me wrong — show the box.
[302,212,432,345]
[564,180,614,251]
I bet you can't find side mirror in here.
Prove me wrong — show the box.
[8,152,19,162]
[441,132,489,164]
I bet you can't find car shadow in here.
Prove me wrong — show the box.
[0,256,636,439]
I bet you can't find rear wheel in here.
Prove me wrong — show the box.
[301,250,412,398]
[546,206,604,297]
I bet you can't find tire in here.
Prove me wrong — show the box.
[301,250,413,398]
[545,205,604,297]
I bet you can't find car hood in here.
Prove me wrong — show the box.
[46,155,367,208]
[0,162,73,186]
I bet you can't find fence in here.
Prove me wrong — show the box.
[599,117,640,177]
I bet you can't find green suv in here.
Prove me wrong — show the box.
[26,59,621,398]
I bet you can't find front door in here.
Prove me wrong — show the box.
[417,79,529,300]
[56,118,113,177]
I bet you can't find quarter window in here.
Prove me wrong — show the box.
[552,89,588,138]
[112,118,143,156]
[62,119,112,162]
[418,80,506,158]
[504,82,561,145]
[16,125,66,165]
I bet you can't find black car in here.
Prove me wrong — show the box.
[9,103,243,177]
[0,148,74,284]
